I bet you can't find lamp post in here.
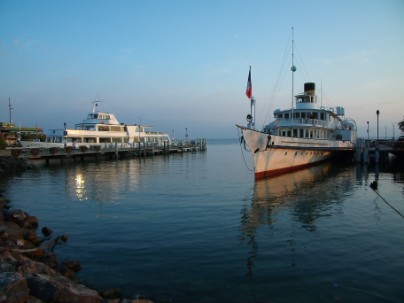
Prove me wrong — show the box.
[376,110,380,140]
[367,121,369,140]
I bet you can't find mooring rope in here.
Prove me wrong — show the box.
[237,128,254,172]
[371,184,404,220]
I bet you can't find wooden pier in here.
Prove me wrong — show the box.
[355,138,404,163]
[10,139,207,165]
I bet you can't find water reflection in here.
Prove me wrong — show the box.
[240,162,356,276]
[64,160,144,203]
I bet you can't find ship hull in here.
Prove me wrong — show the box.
[238,126,353,179]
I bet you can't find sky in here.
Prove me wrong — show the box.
[1,0,403,139]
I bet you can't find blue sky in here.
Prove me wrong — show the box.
[1,0,403,139]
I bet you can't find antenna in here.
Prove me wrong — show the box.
[8,98,13,123]
[91,98,101,113]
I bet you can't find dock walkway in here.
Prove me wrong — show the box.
[355,138,404,163]
[10,139,207,165]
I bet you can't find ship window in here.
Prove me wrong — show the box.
[301,112,306,118]
[299,129,303,137]
[293,129,298,137]
[278,113,283,118]
[99,138,111,143]
[285,113,289,119]
[287,130,291,137]
[110,126,122,132]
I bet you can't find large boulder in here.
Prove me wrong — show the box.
[26,273,101,303]
[0,272,30,303]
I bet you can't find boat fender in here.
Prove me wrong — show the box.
[370,181,378,190]
[265,135,272,151]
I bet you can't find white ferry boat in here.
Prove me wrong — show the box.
[237,30,357,180]
[18,101,171,149]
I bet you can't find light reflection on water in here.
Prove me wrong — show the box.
[2,143,404,302]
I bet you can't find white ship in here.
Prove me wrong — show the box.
[237,30,357,180]
[18,101,171,149]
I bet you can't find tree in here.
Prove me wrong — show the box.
[398,117,404,133]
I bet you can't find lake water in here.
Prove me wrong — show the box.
[2,139,404,302]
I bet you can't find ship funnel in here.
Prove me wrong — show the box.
[304,82,315,96]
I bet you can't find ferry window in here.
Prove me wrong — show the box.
[278,114,283,118]
[299,129,304,137]
[287,130,291,137]
[320,112,325,120]
[282,131,286,136]
[293,129,297,137]
[99,138,111,143]
[285,113,289,119]
[110,126,121,132]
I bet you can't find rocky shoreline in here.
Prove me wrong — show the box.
[0,156,154,303]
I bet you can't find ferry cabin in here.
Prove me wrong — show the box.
[45,111,170,147]
[45,125,170,147]
[264,83,356,142]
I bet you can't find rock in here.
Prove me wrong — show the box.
[61,260,81,272]
[60,260,81,279]
[0,261,16,273]
[23,230,41,246]
[99,287,122,299]
[41,226,53,237]
[26,273,101,303]
[4,209,38,229]
[0,272,30,303]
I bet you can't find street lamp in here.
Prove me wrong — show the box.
[376,110,380,140]
[367,121,369,140]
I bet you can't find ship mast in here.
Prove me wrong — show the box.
[291,27,296,110]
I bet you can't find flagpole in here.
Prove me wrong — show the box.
[246,66,255,129]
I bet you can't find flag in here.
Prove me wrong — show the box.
[246,66,252,99]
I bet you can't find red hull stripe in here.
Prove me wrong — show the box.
[255,159,327,180]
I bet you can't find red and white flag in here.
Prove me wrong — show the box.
[246,66,252,99]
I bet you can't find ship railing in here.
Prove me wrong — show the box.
[275,118,338,129]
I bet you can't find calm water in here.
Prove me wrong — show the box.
[2,139,404,302]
